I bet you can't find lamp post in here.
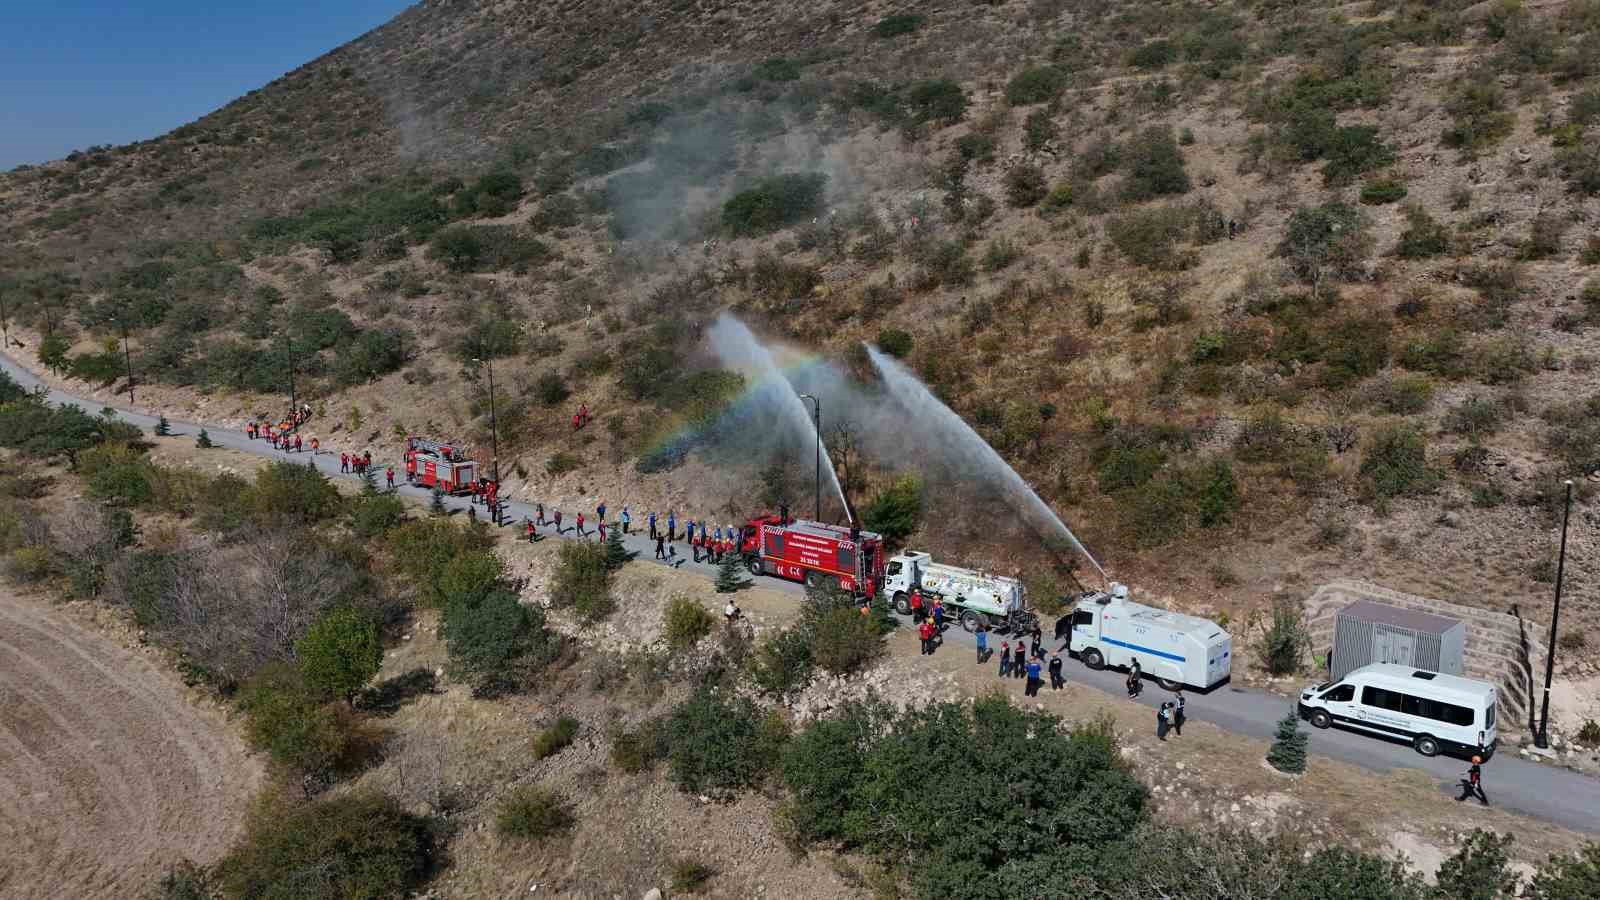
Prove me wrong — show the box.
[1536,479,1575,750]
[114,316,134,405]
[473,357,501,525]
[799,394,820,521]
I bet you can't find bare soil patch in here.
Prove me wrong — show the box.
[0,588,262,899]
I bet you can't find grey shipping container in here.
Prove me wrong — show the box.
[1328,600,1465,682]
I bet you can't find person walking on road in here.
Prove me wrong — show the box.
[293,434,302,453]
[1015,645,1027,680]
[648,510,658,540]
[575,512,586,538]
[1172,689,1186,736]
[999,642,1012,677]
[1127,658,1143,697]
[655,534,666,560]
[975,625,988,664]
[526,518,537,543]
[1048,652,1065,690]
[931,599,945,635]
[1024,658,1042,697]
[667,510,677,542]
[553,509,563,534]
[1157,703,1172,741]
[340,452,350,473]
[621,506,631,535]
[536,503,545,526]
[909,589,923,624]
[1030,627,1044,661]
[597,520,607,543]
[918,619,935,656]
[597,501,606,525]
[386,466,395,490]
[1457,758,1489,806]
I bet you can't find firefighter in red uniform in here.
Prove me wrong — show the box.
[362,450,372,472]
[487,481,498,524]
[293,434,302,453]
[576,511,586,537]
[526,517,537,542]
[404,450,416,482]
[470,479,481,505]
[386,466,395,490]
[340,452,349,473]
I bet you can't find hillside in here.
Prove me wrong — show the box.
[3,0,1600,652]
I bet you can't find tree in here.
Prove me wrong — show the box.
[1435,830,1518,900]
[296,607,382,701]
[441,588,558,697]
[1527,842,1600,899]
[665,686,787,798]
[195,428,213,448]
[1275,201,1373,293]
[38,333,70,374]
[715,549,750,593]
[1266,708,1308,773]
[861,474,923,547]
[603,525,632,572]
[550,541,615,624]
[429,486,447,516]
[154,415,172,436]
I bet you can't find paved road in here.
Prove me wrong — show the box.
[3,351,1599,835]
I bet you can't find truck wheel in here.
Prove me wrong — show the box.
[1413,735,1440,757]
[804,571,820,589]
[893,592,910,615]
[1081,648,1105,670]
[1156,677,1181,692]
[1309,710,1332,730]
[747,557,764,577]
[960,610,987,633]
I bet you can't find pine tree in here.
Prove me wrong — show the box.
[195,428,213,449]
[155,415,172,436]
[360,465,378,496]
[603,525,632,572]
[715,548,751,593]
[430,486,447,517]
[1266,707,1309,774]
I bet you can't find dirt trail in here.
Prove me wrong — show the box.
[0,589,261,899]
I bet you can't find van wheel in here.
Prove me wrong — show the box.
[1081,648,1105,670]
[1156,677,1181,691]
[961,610,987,633]
[893,592,910,615]
[1309,710,1332,730]
[747,558,764,577]
[1413,735,1440,757]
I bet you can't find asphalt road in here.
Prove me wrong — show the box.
[4,350,1599,835]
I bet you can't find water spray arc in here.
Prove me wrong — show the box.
[864,343,1107,584]
[708,315,850,520]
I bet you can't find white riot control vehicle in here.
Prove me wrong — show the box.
[884,551,1038,634]
[1062,583,1232,690]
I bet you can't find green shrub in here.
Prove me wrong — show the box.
[1322,125,1395,186]
[663,596,717,650]
[82,447,155,507]
[296,607,382,700]
[876,328,913,358]
[1518,213,1568,260]
[235,665,366,775]
[1004,163,1047,207]
[861,474,923,545]
[550,541,615,624]
[669,857,717,894]
[496,785,574,840]
[721,173,827,235]
[1360,425,1439,499]
[665,687,787,798]
[1441,72,1515,153]
[350,493,406,538]
[1275,201,1372,287]
[1266,708,1309,773]
[1359,178,1408,205]
[533,716,580,759]
[808,606,884,675]
[610,719,669,773]
[749,627,815,696]
[955,132,997,162]
[1443,395,1504,440]
[1130,39,1178,70]
[1120,126,1190,201]
[535,371,570,407]
[1393,203,1450,258]
[248,461,343,526]
[215,792,434,900]
[872,14,923,39]
[1107,206,1192,269]
[1005,66,1067,105]
[905,79,967,124]
[546,452,581,475]
[1366,375,1434,415]
[442,588,559,697]
[1257,598,1308,676]
[1023,109,1057,152]
[8,545,56,583]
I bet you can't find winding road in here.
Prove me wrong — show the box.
[3,351,1599,835]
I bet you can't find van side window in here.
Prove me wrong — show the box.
[1322,684,1354,702]
[1072,610,1095,627]
[1361,686,1405,712]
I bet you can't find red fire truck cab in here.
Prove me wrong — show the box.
[739,507,885,599]
[403,436,477,494]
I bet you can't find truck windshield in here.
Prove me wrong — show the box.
[887,561,902,577]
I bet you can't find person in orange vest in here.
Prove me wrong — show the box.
[386,466,395,490]
[340,452,350,473]
[309,437,319,453]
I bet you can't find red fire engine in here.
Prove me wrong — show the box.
[403,436,477,494]
[738,506,885,598]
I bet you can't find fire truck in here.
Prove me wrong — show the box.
[738,506,885,599]
[403,436,478,494]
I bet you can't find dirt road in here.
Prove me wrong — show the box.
[0,589,261,899]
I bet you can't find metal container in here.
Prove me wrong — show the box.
[1329,600,1465,681]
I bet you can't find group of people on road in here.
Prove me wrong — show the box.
[339,450,375,475]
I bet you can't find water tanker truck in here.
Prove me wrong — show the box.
[884,551,1039,634]
[1057,583,1233,690]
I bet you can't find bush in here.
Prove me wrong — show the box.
[442,588,559,697]
[808,606,884,675]
[533,716,580,759]
[1359,178,1408,205]
[147,860,210,900]
[722,173,827,235]
[249,461,343,526]
[215,792,434,900]
[235,664,367,775]
[1004,163,1047,207]
[1275,201,1372,287]
[1107,206,1192,269]
[905,79,967,124]
[1023,109,1057,152]
[1393,203,1450,258]
[665,687,787,798]
[663,596,716,650]
[1441,72,1515,153]
[1360,425,1439,499]
[1005,66,1067,105]
[1366,375,1434,415]
[350,493,406,538]
[669,857,717,894]
[546,452,581,475]
[496,785,574,840]
[428,225,548,273]
[872,13,923,39]
[1129,39,1178,70]
[876,328,913,358]
[610,719,669,773]
[860,474,922,546]
[550,541,615,624]
[1322,125,1395,186]
[749,627,815,696]
[296,606,382,700]
[1257,599,1308,676]
[1120,126,1190,201]
[1443,395,1504,440]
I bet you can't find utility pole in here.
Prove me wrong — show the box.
[474,357,501,525]
[800,394,820,521]
[0,283,10,351]
[1536,479,1574,750]
[115,316,134,405]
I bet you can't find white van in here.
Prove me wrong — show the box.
[1298,662,1497,758]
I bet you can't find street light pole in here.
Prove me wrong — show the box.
[1536,479,1574,750]
[800,394,820,521]
[115,316,134,405]
[474,357,501,524]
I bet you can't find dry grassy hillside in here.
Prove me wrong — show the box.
[3,0,1600,656]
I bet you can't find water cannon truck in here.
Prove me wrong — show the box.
[1059,583,1232,690]
[884,551,1038,634]
[740,505,886,598]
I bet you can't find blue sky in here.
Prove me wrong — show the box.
[1,1,414,169]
